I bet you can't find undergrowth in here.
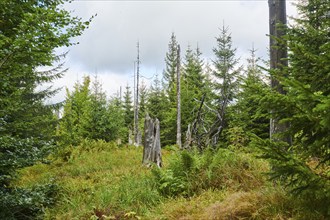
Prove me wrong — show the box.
[17,140,162,219]
[152,148,268,197]
[16,140,328,219]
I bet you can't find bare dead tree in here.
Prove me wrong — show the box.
[134,42,141,146]
[176,45,182,149]
[183,93,229,151]
[190,94,206,150]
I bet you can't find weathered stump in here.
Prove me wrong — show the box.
[128,129,133,145]
[183,123,192,149]
[142,113,162,167]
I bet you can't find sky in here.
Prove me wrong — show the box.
[50,0,298,103]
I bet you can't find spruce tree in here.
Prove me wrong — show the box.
[163,33,179,104]
[147,74,165,120]
[107,97,126,143]
[0,0,89,218]
[123,85,134,143]
[210,25,241,145]
[147,74,170,145]
[255,0,330,216]
[229,47,269,148]
[161,33,179,146]
[289,0,330,94]
[181,45,207,139]
[59,76,91,146]
[82,75,110,141]
[139,81,148,119]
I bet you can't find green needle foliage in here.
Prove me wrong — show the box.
[161,33,180,146]
[254,0,330,216]
[0,0,90,218]
[210,25,241,146]
[58,76,126,147]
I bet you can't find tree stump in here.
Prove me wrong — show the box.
[183,123,192,149]
[143,113,162,167]
[128,129,133,145]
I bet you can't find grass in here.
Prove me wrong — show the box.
[17,143,162,219]
[16,141,327,219]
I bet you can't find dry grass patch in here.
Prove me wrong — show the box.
[145,189,228,220]
[202,187,292,220]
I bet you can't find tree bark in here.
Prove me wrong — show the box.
[268,0,291,144]
[183,123,192,149]
[176,44,182,149]
[134,42,140,146]
[143,113,162,167]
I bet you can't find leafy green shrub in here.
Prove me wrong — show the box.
[152,168,187,197]
[0,182,58,220]
[0,136,54,186]
[0,136,58,219]
[152,150,199,197]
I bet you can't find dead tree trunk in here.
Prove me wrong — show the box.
[143,113,162,167]
[134,42,141,146]
[268,0,291,144]
[143,114,154,164]
[176,45,182,149]
[183,123,192,149]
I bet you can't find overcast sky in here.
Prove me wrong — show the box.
[50,0,298,103]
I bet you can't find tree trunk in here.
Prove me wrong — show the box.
[268,0,291,144]
[183,123,192,149]
[143,113,162,167]
[176,45,182,149]
[134,42,141,146]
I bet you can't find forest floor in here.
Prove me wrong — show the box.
[16,141,321,219]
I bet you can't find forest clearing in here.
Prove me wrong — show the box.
[1,0,329,219]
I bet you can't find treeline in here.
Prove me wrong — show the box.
[58,28,269,150]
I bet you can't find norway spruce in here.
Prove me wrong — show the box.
[256,0,330,216]
[0,0,90,218]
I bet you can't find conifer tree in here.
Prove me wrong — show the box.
[228,47,269,148]
[210,25,241,145]
[161,33,180,146]
[147,74,165,120]
[255,0,330,215]
[123,85,134,143]
[107,97,126,142]
[181,45,207,138]
[139,81,148,119]
[59,76,91,146]
[0,0,90,217]
[82,75,110,141]
[163,33,179,104]
[59,76,125,144]
[123,85,134,128]
[147,74,170,145]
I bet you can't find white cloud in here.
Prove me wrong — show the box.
[48,0,297,103]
